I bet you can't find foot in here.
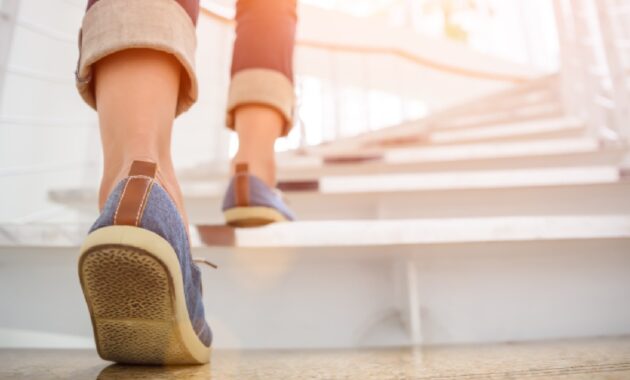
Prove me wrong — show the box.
[230,154,276,188]
[222,163,295,227]
[99,158,189,228]
[80,160,212,365]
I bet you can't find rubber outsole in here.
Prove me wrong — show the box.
[78,226,211,365]
[223,206,288,227]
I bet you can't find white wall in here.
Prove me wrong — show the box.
[0,0,99,223]
[0,0,233,223]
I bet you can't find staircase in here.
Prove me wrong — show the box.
[1,0,630,353]
[2,71,629,350]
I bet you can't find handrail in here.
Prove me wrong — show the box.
[298,39,530,84]
[199,6,531,84]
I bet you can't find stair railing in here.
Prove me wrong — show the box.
[600,0,630,144]
[199,3,535,149]
[554,0,630,146]
[0,0,19,112]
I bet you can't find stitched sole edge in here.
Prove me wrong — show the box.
[79,226,211,365]
[224,206,288,227]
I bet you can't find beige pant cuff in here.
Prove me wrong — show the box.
[76,0,198,116]
[226,69,295,136]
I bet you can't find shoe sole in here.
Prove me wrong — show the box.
[78,225,211,365]
[224,206,288,227]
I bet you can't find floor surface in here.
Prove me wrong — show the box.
[1,337,630,379]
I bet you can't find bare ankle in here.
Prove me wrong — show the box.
[232,105,283,188]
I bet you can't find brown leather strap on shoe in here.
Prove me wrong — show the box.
[113,160,157,226]
[234,163,250,207]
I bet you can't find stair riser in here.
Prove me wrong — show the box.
[2,239,629,349]
[179,183,630,223]
[436,104,563,131]
[430,125,584,146]
[182,140,611,181]
[276,151,623,180]
[50,182,630,223]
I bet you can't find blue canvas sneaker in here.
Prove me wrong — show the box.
[222,163,296,227]
[78,160,212,365]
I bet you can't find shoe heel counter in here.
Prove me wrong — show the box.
[91,160,180,235]
[113,161,158,227]
[234,162,250,207]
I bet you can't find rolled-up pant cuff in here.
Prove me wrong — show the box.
[76,0,198,116]
[226,69,295,136]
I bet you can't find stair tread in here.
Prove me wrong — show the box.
[178,139,625,181]
[1,336,629,378]
[384,137,601,162]
[2,215,629,249]
[299,115,581,157]
[437,103,562,129]
[46,180,630,224]
[299,75,560,154]
[249,136,606,164]
[430,116,584,144]
[49,166,623,206]
[318,166,619,193]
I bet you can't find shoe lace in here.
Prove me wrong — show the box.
[193,257,218,269]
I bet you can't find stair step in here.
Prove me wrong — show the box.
[197,215,630,248]
[302,76,560,155]
[436,103,563,130]
[291,145,623,180]
[381,103,563,140]
[385,137,601,163]
[2,216,629,252]
[293,116,584,158]
[318,166,618,193]
[182,139,624,181]
[2,216,628,349]
[429,116,585,145]
[48,169,629,222]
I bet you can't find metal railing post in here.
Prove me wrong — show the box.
[361,53,372,132]
[552,0,576,118]
[595,0,630,143]
[572,0,609,140]
[0,0,19,113]
[329,51,342,141]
